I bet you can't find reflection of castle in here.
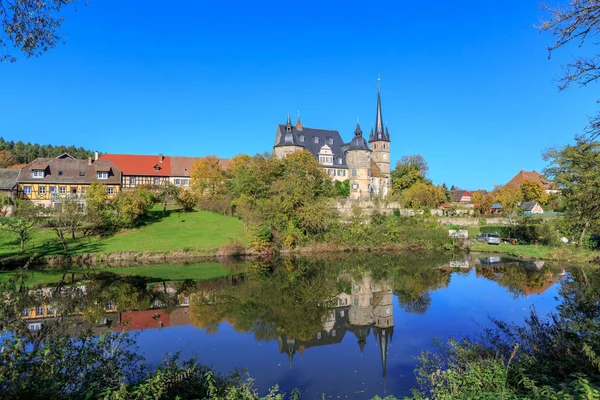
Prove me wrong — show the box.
[277,275,394,378]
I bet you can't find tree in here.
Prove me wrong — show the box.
[0,150,15,167]
[190,156,227,200]
[400,182,447,210]
[3,199,39,253]
[48,197,85,249]
[400,154,429,177]
[334,180,350,197]
[520,180,549,205]
[114,188,157,227]
[158,184,180,214]
[540,1,600,140]
[0,0,79,63]
[544,139,600,244]
[176,189,198,212]
[490,185,523,212]
[84,182,109,232]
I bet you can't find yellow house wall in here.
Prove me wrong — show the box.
[18,183,120,202]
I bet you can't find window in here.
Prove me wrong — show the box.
[36,306,45,315]
[183,179,190,187]
[47,306,54,315]
[331,329,336,337]
[21,308,29,317]
[352,169,357,177]
[153,177,160,185]
[328,138,333,145]
[299,134,304,143]
[340,310,344,317]
[96,171,108,179]
[106,187,114,195]
[338,157,342,164]
[28,323,42,331]
[38,186,46,195]
[23,186,31,195]
[175,179,181,185]
[31,170,44,178]
[352,183,359,190]
[129,176,136,185]
[50,186,55,193]
[316,332,321,339]
[181,297,190,306]
[58,187,66,194]
[313,136,319,144]
[58,170,63,176]
[106,302,113,311]
[78,171,85,176]
[154,166,160,171]
[353,298,359,306]
[81,187,86,194]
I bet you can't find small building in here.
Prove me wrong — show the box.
[450,190,471,203]
[16,153,121,207]
[506,170,559,194]
[491,203,503,214]
[521,201,544,215]
[0,168,19,197]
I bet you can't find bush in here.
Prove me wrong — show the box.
[176,190,198,212]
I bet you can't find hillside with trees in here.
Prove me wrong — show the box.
[0,138,99,167]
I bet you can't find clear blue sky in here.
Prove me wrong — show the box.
[1,0,597,190]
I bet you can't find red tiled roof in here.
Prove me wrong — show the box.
[115,309,171,331]
[98,154,171,176]
[506,170,554,189]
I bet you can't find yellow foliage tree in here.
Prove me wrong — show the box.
[491,186,523,211]
[190,156,226,200]
[520,180,549,205]
[400,182,447,209]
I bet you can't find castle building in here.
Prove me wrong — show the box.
[273,80,391,199]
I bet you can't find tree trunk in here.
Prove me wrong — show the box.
[579,221,590,246]
[20,231,25,253]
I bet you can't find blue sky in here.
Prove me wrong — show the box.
[1,0,597,190]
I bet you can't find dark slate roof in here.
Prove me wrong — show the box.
[275,124,348,168]
[521,201,540,212]
[346,123,371,151]
[0,168,19,191]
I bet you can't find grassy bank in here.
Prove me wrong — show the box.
[0,209,248,260]
[470,241,599,263]
[0,262,244,286]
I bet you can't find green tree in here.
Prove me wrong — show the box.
[158,183,180,214]
[114,188,157,227]
[3,199,40,253]
[334,180,350,197]
[544,139,600,244]
[48,197,85,249]
[390,155,429,196]
[176,189,198,212]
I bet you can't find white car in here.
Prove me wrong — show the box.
[478,233,501,245]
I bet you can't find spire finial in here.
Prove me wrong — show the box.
[378,73,381,88]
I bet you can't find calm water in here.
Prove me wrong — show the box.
[20,252,569,399]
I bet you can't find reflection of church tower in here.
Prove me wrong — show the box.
[373,280,394,383]
[348,324,371,355]
[374,326,394,379]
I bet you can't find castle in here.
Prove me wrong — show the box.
[273,80,391,199]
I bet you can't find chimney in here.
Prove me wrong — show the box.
[159,154,164,163]
[94,151,99,161]
[88,157,92,165]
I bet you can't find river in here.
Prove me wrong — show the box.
[12,251,571,399]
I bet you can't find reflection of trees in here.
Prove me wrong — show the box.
[476,263,560,299]
[392,267,450,314]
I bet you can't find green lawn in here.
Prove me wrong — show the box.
[0,209,248,259]
[0,261,247,286]
[470,241,598,263]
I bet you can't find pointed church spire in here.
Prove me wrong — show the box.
[285,112,293,133]
[372,75,390,142]
[354,121,363,136]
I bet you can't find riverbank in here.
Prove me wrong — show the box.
[470,241,600,263]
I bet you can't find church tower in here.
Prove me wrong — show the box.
[369,77,391,177]
[345,122,372,200]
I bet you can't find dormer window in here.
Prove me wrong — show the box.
[96,171,108,180]
[328,137,333,145]
[154,165,160,171]
[338,157,343,164]
[299,134,304,143]
[58,171,63,176]
[31,170,44,178]
[78,171,85,177]
[313,137,319,144]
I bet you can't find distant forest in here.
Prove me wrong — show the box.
[0,138,100,168]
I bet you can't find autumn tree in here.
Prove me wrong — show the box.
[540,1,600,140]
[0,149,16,167]
[399,182,447,210]
[158,183,180,214]
[0,0,80,62]
[520,180,549,204]
[490,185,523,212]
[190,156,227,200]
[114,188,157,227]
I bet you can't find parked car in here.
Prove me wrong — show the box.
[477,233,501,245]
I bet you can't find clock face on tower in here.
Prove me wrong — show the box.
[383,154,388,160]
